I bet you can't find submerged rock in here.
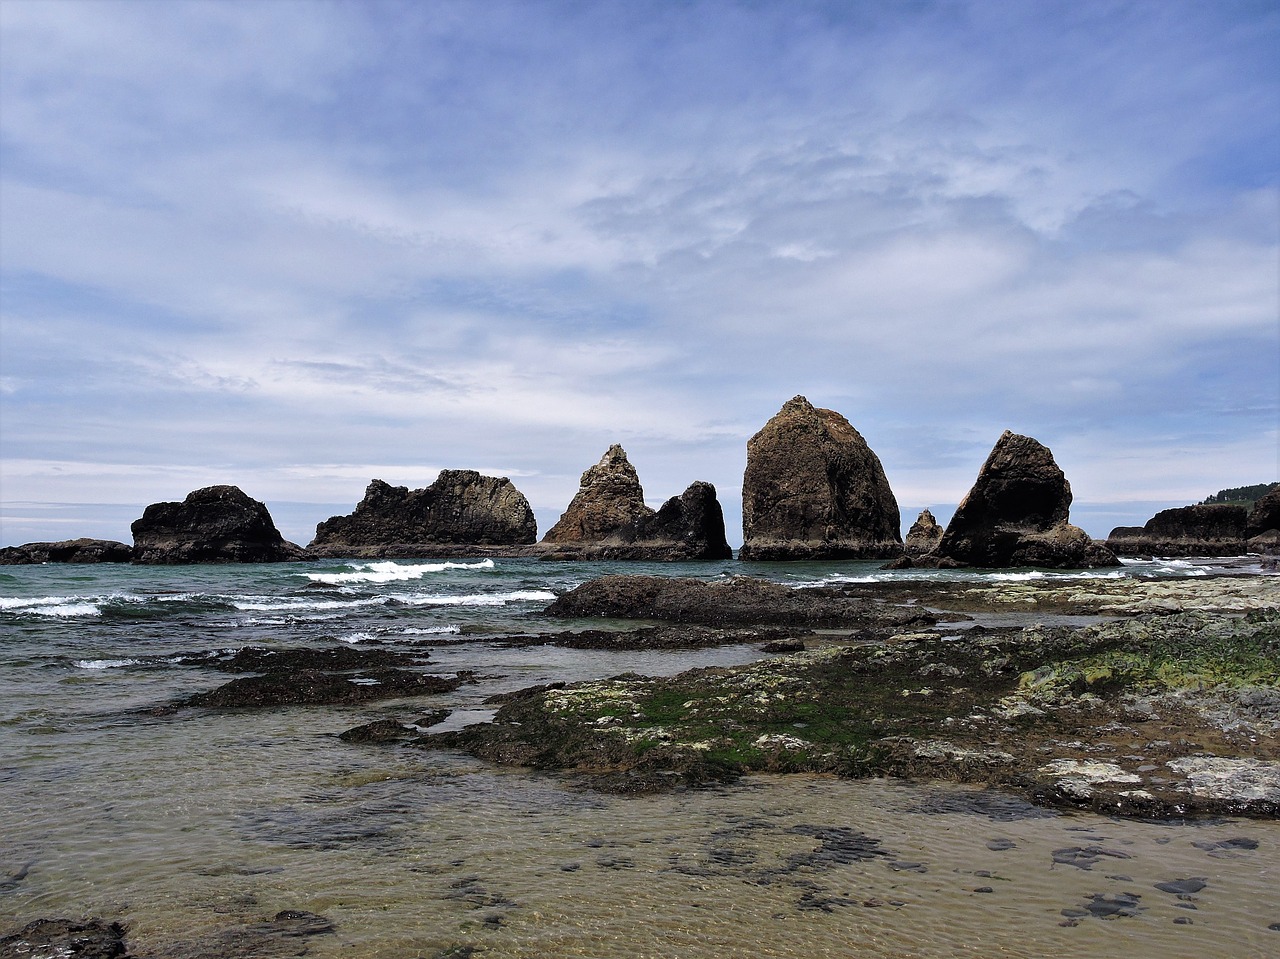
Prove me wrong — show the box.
[739,396,902,561]
[541,447,731,560]
[131,486,305,564]
[309,471,536,554]
[0,918,133,959]
[1107,504,1249,557]
[0,538,133,565]
[927,431,1118,569]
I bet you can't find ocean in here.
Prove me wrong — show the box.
[2,556,1276,958]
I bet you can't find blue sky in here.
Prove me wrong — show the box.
[2,0,1277,548]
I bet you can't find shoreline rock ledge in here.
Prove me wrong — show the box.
[739,396,903,561]
[132,486,305,564]
[308,471,537,557]
[540,445,732,560]
[916,431,1119,569]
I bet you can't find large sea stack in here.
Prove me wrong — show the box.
[132,486,305,564]
[309,471,537,555]
[541,446,731,560]
[0,538,134,565]
[1107,504,1249,557]
[738,396,902,561]
[929,431,1118,569]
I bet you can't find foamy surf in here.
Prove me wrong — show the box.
[303,559,496,585]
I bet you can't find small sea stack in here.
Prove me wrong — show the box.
[132,485,305,564]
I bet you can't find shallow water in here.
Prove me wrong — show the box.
[2,557,1277,957]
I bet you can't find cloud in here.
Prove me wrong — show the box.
[2,0,1277,547]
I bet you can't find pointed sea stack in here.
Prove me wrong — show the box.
[132,485,305,564]
[738,396,902,560]
[309,471,537,556]
[541,446,731,560]
[905,509,944,557]
[930,431,1118,568]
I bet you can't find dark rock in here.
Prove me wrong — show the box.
[928,431,1119,568]
[544,574,934,628]
[739,396,902,560]
[1246,488,1280,542]
[542,447,732,560]
[309,471,536,553]
[173,645,421,673]
[0,918,132,958]
[905,509,943,557]
[0,538,133,565]
[338,719,415,743]
[181,669,469,709]
[131,486,305,564]
[1107,504,1249,557]
[1154,877,1207,895]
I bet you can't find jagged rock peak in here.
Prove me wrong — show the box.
[132,485,304,564]
[932,431,1118,569]
[542,445,651,544]
[310,470,536,549]
[905,509,943,557]
[739,395,903,561]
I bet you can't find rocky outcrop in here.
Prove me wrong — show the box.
[1246,488,1280,552]
[904,509,943,557]
[309,471,536,554]
[131,486,305,564]
[541,446,731,560]
[739,396,902,561]
[925,431,1119,569]
[1107,504,1250,557]
[0,538,133,565]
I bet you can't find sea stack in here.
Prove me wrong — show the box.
[929,431,1118,569]
[132,485,305,564]
[309,471,537,555]
[738,396,902,560]
[904,509,944,557]
[541,446,732,560]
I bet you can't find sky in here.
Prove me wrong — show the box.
[1,0,1277,549]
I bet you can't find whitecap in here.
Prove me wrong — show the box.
[402,625,461,635]
[394,589,556,607]
[0,595,102,617]
[341,631,378,645]
[74,658,139,669]
[302,558,496,585]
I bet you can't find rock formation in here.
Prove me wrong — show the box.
[0,538,133,565]
[309,471,537,555]
[1107,504,1250,557]
[926,431,1119,569]
[132,486,305,564]
[904,509,943,557]
[1245,488,1280,551]
[738,396,902,560]
[541,446,732,560]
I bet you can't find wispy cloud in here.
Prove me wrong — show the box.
[2,0,1276,545]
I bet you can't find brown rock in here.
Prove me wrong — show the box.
[931,431,1119,569]
[543,445,651,543]
[739,396,903,560]
[309,471,536,552]
[131,486,304,564]
[1246,488,1280,539]
[905,509,943,557]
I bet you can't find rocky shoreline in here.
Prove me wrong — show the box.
[398,573,1280,819]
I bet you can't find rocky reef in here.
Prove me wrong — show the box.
[540,446,731,560]
[0,538,133,565]
[420,576,1280,817]
[739,396,902,561]
[309,471,536,557]
[131,486,305,564]
[912,431,1118,569]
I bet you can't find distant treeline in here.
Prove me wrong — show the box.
[1201,482,1280,507]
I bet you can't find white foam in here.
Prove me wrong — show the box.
[0,595,102,617]
[394,589,556,607]
[402,625,461,635]
[341,631,378,645]
[74,658,139,669]
[303,559,496,585]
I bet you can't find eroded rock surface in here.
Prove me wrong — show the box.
[904,509,943,557]
[739,396,902,561]
[541,447,731,560]
[926,431,1118,569]
[131,486,305,564]
[1107,504,1250,557]
[309,471,536,555]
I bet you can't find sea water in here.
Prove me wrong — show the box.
[1,557,1276,958]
